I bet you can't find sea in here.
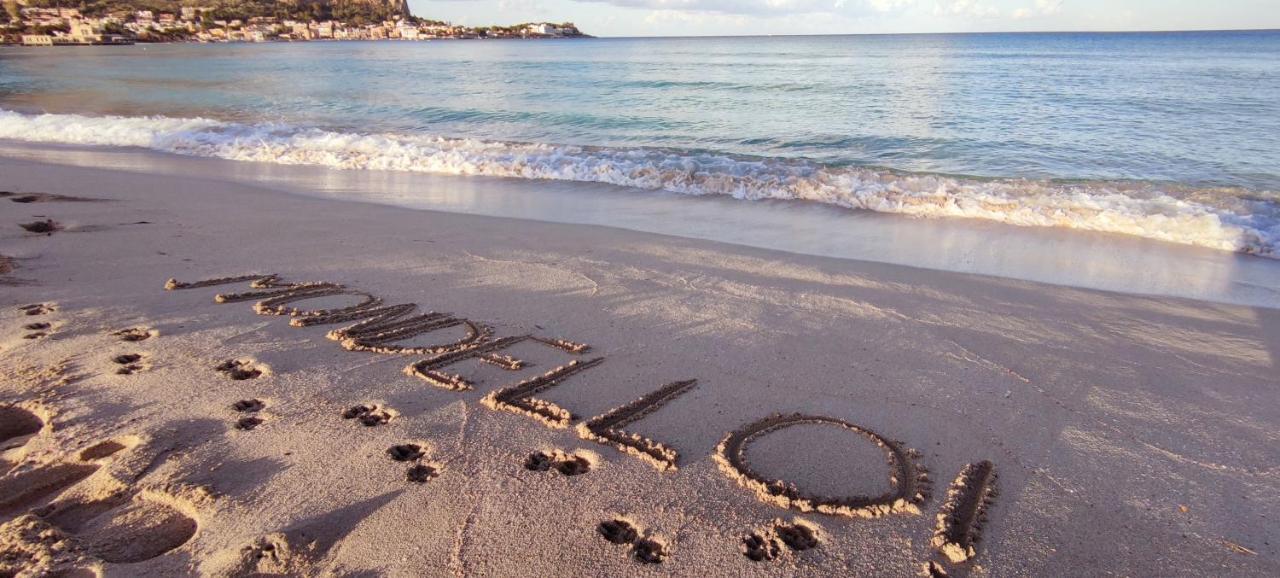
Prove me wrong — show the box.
[2,32,1279,305]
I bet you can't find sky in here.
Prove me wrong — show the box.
[409,0,1280,36]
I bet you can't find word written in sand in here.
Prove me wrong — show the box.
[165,274,697,473]
[165,273,999,570]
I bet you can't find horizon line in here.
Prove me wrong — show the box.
[559,27,1280,39]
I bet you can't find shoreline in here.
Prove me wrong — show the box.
[1,153,1278,575]
[0,35,595,47]
[0,106,1274,263]
[4,141,1279,310]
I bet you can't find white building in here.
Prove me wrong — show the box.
[526,23,559,36]
[397,22,420,39]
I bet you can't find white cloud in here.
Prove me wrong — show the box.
[1036,0,1064,15]
[1007,0,1062,20]
[571,0,917,16]
[867,0,917,13]
[643,8,748,26]
[932,0,1000,18]
[497,0,545,11]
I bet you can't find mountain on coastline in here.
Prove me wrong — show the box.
[4,0,590,43]
[17,1,412,23]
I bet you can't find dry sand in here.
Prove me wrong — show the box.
[1,152,1278,577]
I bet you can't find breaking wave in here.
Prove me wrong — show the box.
[2,109,1277,257]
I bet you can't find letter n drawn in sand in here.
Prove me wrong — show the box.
[576,379,698,472]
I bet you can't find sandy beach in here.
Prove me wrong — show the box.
[2,151,1278,577]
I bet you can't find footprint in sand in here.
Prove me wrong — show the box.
[232,399,265,413]
[0,437,134,518]
[112,327,157,342]
[45,494,199,564]
[22,322,53,340]
[524,449,594,477]
[235,417,265,431]
[406,464,440,484]
[597,518,670,564]
[0,406,43,446]
[598,519,639,544]
[775,522,820,551]
[19,219,60,235]
[210,533,300,576]
[9,474,202,572]
[342,404,396,427]
[18,303,56,316]
[741,531,782,562]
[231,398,267,430]
[387,444,424,462]
[2,191,99,204]
[0,405,45,476]
[77,440,128,462]
[741,519,822,562]
[386,444,443,484]
[631,538,670,564]
[112,353,149,375]
[215,359,264,381]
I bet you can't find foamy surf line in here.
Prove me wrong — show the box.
[2,109,1277,258]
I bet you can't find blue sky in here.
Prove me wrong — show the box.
[410,0,1280,36]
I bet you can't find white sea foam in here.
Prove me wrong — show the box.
[2,109,1277,257]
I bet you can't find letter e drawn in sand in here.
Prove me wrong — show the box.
[480,357,605,429]
[575,379,697,472]
[928,460,997,572]
[714,414,930,518]
[403,336,531,391]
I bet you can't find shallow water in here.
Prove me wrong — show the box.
[1,33,1279,256]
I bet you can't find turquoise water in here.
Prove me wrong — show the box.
[1,32,1279,255]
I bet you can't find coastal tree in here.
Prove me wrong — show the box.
[3,1,20,23]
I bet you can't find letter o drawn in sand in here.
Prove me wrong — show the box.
[714,414,929,518]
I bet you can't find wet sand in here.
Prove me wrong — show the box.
[3,142,1278,309]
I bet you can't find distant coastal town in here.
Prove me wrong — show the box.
[0,1,589,45]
